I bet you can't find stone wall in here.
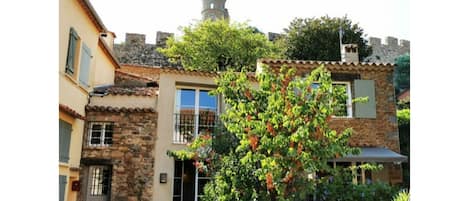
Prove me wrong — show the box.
[79,109,158,201]
[113,33,181,67]
[261,61,403,184]
[365,36,410,63]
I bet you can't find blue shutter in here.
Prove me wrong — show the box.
[59,120,72,163]
[354,80,376,118]
[79,43,92,87]
[65,28,78,74]
[59,175,67,201]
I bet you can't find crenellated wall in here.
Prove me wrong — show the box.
[113,32,181,67]
[365,36,410,63]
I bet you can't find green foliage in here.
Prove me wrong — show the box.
[284,16,372,61]
[170,65,365,200]
[392,189,410,201]
[394,54,410,93]
[158,20,282,72]
[397,109,410,126]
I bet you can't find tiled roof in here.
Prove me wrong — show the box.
[115,69,155,82]
[86,105,156,113]
[121,64,257,81]
[59,104,85,120]
[258,59,394,72]
[104,86,158,96]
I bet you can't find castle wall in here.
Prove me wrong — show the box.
[365,36,410,63]
[113,33,181,67]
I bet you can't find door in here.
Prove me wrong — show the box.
[86,165,111,201]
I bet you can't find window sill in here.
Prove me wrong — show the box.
[62,72,91,93]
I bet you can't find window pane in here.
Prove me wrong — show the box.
[199,90,217,113]
[333,84,348,117]
[197,178,210,195]
[104,124,113,145]
[178,89,196,114]
[90,124,102,145]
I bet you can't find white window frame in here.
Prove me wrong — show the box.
[331,81,353,118]
[174,87,220,144]
[88,122,113,147]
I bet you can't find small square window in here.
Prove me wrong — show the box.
[88,122,113,146]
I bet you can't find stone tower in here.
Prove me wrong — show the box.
[201,0,229,21]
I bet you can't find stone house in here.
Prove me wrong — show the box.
[77,45,406,201]
[59,0,119,200]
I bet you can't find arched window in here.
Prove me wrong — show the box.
[210,3,214,9]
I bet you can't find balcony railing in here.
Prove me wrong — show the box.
[173,113,220,144]
[173,113,239,154]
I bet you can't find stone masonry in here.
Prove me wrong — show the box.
[260,60,403,184]
[79,109,158,201]
[113,33,181,67]
[365,36,410,63]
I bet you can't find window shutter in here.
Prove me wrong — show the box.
[59,175,67,201]
[353,80,376,118]
[59,120,72,163]
[65,28,78,74]
[79,43,92,87]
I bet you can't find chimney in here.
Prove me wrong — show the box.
[341,44,359,62]
[125,33,145,46]
[100,31,116,49]
[156,31,174,48]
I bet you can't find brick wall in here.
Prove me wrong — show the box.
[79,110,158,201]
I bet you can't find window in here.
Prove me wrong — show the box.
[59,119,72,163]
[173,160,210,201]
[332,82,352,117]
[174,88,218,143]
[210,2,214,9]
[65,28,79,75]
[312,82,352,117]
[86,165,111,200]
[356,162,373,184]
[88,122,113,146]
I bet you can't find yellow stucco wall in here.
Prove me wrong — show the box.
[59,1,117,201]
[59,111,83,201]
[153,73,218,201]
[93,46,116,86]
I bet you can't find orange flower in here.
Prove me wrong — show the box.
[249,135,258,150]
[266,172,274,190]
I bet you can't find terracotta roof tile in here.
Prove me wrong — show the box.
[59,104,85,120]
[258,59,394,72]
[86,105,156,113]
[104,87,158,96]
[115,69,155,82]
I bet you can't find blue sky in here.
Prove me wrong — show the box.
[90,0,409,44]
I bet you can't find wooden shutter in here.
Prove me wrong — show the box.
[354,80,376,118]
[79,43,92,87]
[65,28,78,74]
[59,119,72,163]
[59,175,67,201]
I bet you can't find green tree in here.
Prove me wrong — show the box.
[158,20,281,72]
[394,54,410,93]
[169,65,361,200]
[284,16,372,61]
